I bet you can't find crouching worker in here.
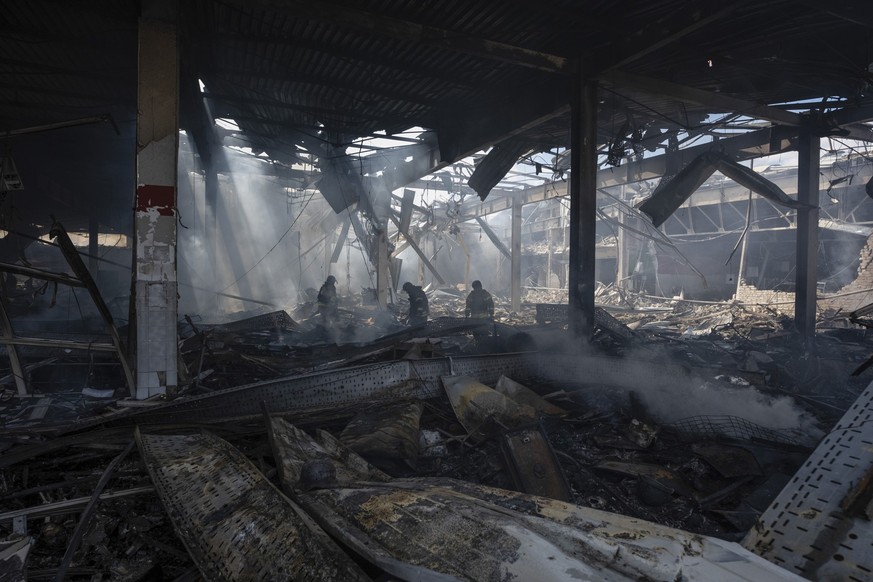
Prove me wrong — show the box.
[402,282,429,327]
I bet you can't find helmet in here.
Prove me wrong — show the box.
[472,280,482,289]
[326,275,336,284]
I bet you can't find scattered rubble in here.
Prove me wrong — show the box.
[1,286,871,579]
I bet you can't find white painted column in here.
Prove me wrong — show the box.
[134,2,178,398]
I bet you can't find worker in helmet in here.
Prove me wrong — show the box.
[317,275,339,325]
[465,280,495,319]
[401,281,429,327]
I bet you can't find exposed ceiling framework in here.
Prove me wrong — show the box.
[1,0,873,235]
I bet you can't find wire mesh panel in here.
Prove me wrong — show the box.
[743,379,873,581]
[667,415,799,446]
[136,430,369,582]
[133,354,537,425]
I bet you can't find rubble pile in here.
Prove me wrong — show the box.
[2,287,873,579]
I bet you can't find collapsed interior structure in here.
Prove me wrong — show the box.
[2,1,873,580]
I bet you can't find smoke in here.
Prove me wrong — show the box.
[537,345,822,444]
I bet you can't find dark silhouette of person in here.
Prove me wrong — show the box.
[402,281,428,326]
[465,280,495,319]
[317,275,339,325]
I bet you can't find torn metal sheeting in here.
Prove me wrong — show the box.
[441,374,538,439]
[297,479,804,582]
[640,151,809,228]
[495,375,567,416]
[0,536,32,582]
[500,424,571,501]
[135,430,370,582]
[339,400,424,460]
[267,416,390,490]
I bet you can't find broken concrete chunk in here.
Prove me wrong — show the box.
[441,375,538,440]
[495,375,567,416]
[339,400,423,460]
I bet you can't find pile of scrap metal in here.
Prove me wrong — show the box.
[128,414,802,581]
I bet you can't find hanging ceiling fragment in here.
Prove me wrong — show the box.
[639,151,812,227]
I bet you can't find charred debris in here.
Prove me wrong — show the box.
[2,275,873,580]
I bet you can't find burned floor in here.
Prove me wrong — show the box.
[2,288,873,581]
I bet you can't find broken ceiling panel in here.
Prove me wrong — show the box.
[640,151,809,227]
[468,138,534,201]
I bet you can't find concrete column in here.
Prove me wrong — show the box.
[133,0,178,398]
[375,223,389,308]
[795,130,820,347]
[511,198,522,311]
[568,71,598,339]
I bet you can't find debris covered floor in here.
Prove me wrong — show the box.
[2,289,872,580]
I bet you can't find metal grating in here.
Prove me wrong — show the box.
[743,378,873,581]
[136,431,369,581]
[667,415,799,446]
[132,354,534,425]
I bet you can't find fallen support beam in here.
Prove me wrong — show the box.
[56,441,136,582]
[136,430,370,581]
[0,336,117,352]
[389,215,446,285]
[0,486,155,525]
[50,219,135,394]
[0,286,26,396]
[475,217,511,259]
[0,262,85,287]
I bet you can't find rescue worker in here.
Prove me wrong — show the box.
[465,280,494,319]
[402,281,429,326]
[317,275,339,325]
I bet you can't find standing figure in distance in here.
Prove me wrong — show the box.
[402,281,429,327]
[317,275,339,326]
[465,280,494,319]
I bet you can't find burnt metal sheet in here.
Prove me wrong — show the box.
[495,375,566,416]
[743,377,873,581]
[300,479,803,582]
[267,416,390,489]
[135,430,370,582]
[266,420,801,581]
[501,424,571,501]
[442,375,538,440]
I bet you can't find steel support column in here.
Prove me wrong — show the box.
[88,217,99,276]
[133,1,179,398]
[511,198,522,311]
[794,130,819,347]
[376,222,389,308]
[568,73,597,339]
